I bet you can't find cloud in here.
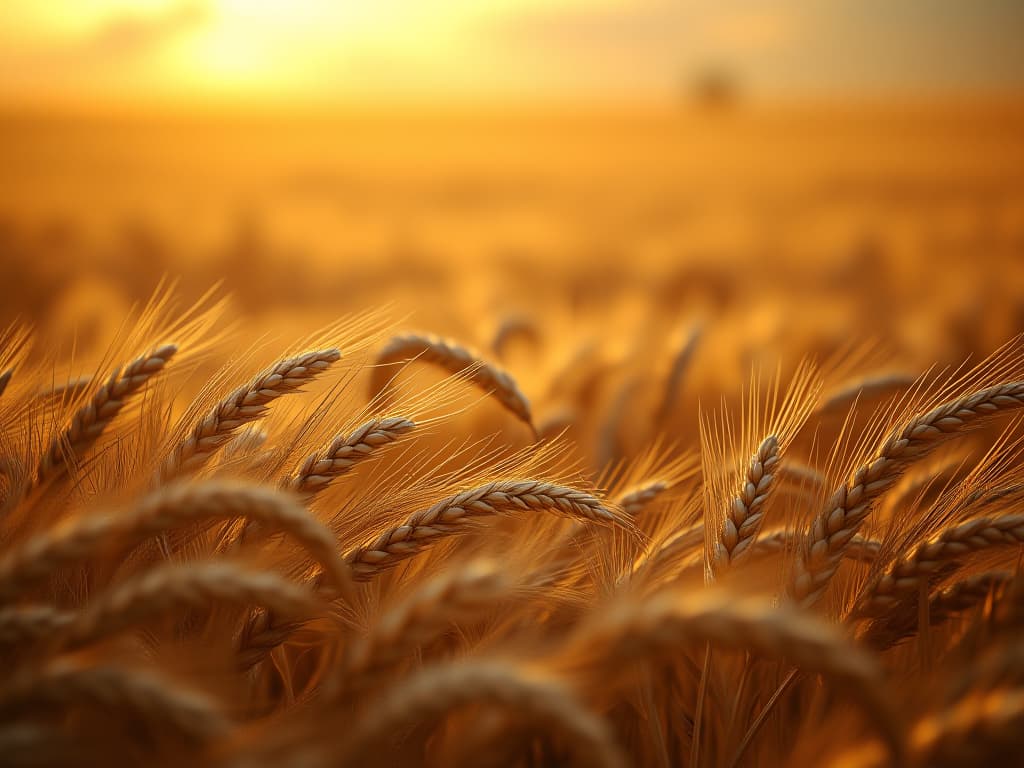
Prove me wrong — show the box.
[0,1,209,81]
[81,1,209,62]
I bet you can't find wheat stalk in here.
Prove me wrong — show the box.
[791,381,1024,606]
[337,660,627,768]
[712,435,779,572]
[0,482,352,602]
[371,333,534,431]
[0,659,228,743]
[345,480,625,579]
[559,589,904,760]
[35,344,177,484]
[56,561,319,651]
[161,348,340,480]
[854,514,1024,618]
[287,416,415,498]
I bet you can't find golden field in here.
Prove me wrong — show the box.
[1,100,1024,766]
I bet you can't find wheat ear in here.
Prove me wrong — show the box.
[791,381,1024,606]
[0,368,11,399]
[35,344,176,484]
[345,480,625,580]
[560,590,903,760]
[753,529,880,563]
[0,482,352,602]
[337,561,509,695]
[0,659,228,743]
[864,571,1013,650]
[625,521,704,584]
[161,348,340,480]
[854,514,1024,618]
[0,605,72,649]
[56,561,319,651]
[371,333,534,430]
[911,689,1024,767]
[288,416,415,498]
[616,480,669,518]
[36,375,94,403]
[819,372,916,415]
[338,660,627,768]
[713,435,779,572]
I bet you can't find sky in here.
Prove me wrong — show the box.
[2,0,1023,109]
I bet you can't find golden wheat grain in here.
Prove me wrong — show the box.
[0,482,352,602]
[345,480,626,579]
[288,416,415,498]
[712,435,779,572]
[370,333,534,431]
[0,659,228,743]
[161,348,340,480]
[854,514,1024,618]
[35,344,177,484]
[792,381,1024,606]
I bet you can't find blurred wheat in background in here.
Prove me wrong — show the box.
[2,2,1024,766]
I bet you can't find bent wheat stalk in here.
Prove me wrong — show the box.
[338,660,627,768]
[161,348,340,480]
[371,334,533,431]
[345,480,625,580]
[36,344,177,484]
[559,590,904,761]
[0,482,352,603]
[791,381,1024,606]
[0,659,229,743]
[56,561,320,651]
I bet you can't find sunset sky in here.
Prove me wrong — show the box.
[2,0,1023,108]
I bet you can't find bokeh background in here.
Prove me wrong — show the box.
[2,0,1023,376]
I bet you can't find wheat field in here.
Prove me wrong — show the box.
[1,104,1024,768]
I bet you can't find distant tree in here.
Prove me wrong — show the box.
[686,66,741,110]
